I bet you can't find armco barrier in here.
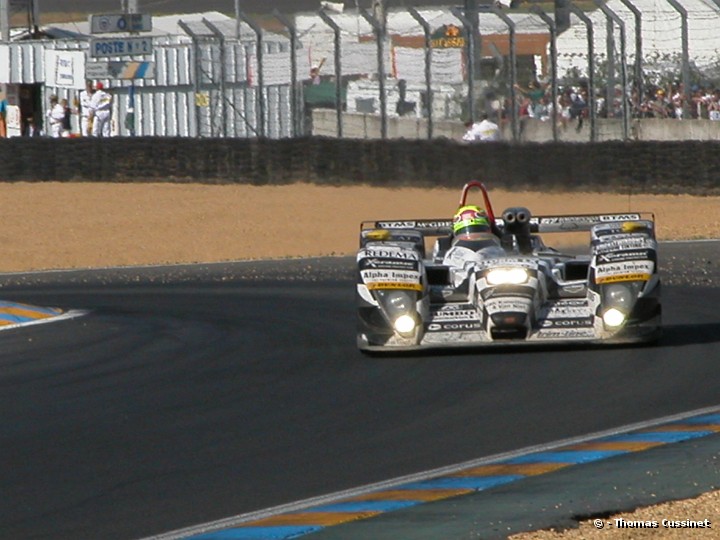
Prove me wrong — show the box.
[0,137,719,194]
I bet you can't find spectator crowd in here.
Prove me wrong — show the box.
[508,79,720,128]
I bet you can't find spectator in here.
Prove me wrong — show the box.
[78,80,95,136]
[569,87,588,131]
[61,98,72,136]
[648,88,670,118]
[708,89,720,121]
[89,81,112,137]
[534,95,551,121]
[0,91,7,138]
[515,80,547,105]
[670,84,685,119]
[46,94,65,138]
[462,113,500,142]
[309,58,325,85]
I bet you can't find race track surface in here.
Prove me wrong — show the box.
[0,241,718,539]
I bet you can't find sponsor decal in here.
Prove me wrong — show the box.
[540,215,641,230]
[430,309,479,321]
[376,221,417,229]
[361,269,420,283]
[596,273,652,284]
[595,260,654,284]
[535,328,596,339]
[541,216,600,225]
[359,258,419,271]
[367,282,423,291]
[543,306,591,317]
[554,299,590,307]
[596,250,652,264]
[430,24,466,49]
[599,214,641,222]
[484,298,531,312]
[476,259,537,269]
[375,220,453,230]
[593,222,653,238]
[540,317,594,328]
[593,237,655,254]
[362,266,422,291]
[427,321,483,332]
[593,233,653,245]
[360,248,419,260]
[417,220,453,229]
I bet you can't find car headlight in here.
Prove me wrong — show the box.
[376,290,418,336]
[601,282,642,329]
[393,314,417,334]
[486,267,529,286]
[602,308,626,327]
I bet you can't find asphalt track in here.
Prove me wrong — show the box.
[0,241,719,540]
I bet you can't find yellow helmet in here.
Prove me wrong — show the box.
[453,205,490,236]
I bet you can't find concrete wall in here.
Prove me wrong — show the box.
[312,109,720,142]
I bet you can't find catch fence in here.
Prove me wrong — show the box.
[2,1,720,141]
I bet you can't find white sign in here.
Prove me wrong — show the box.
[85,61,155,80]
[90,13,152,34]
[6,104,21,137]
[90,37,153,57]
[0,44,9,82]
[44,50,86,89]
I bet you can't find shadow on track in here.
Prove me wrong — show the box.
[657,323,720,347]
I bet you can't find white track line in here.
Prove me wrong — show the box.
[0,309,89,332]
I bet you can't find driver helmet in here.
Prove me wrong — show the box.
[453,205,491,238]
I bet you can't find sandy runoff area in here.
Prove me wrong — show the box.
[1,182,719,272]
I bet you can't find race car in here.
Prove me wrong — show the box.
[356,181,661,352]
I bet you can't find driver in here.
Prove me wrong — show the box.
[442,205,504,267]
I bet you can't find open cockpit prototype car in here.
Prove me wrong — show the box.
[356,181,661,352]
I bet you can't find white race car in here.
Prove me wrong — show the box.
[356,181,661,352]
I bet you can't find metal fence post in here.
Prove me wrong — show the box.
[450,7,478,123]
[178,20,202,138]
[594,0,629,140]
[408,7,433,140]
[617,0,643,105]
[486,5,518,141]
[273,10,300,138]
[530,6,558,142]
[318,9,343,138]
[568,3,597,142]
[665,0,690,118]
[237,9,266,138]
[203,19,228,138]
[360,8,388,139]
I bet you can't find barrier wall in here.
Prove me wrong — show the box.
[312,110,720,142]
[1,137,719,195]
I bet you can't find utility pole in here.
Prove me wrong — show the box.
[122,0,139,14]
[1,0,39,41]
[0,0,9,42]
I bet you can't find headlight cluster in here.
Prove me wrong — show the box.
[601,282,642,328]
[485,267,529,286]
[376,290,418,336]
